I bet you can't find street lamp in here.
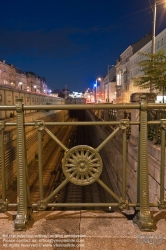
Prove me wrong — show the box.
[107,65,111,102]
[152,0,157,56]
[95,77,101,103]
[152,0,166,54]
[107,65,115,102]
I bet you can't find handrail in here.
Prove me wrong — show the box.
[4,121,166,126]
[0,103,166,111]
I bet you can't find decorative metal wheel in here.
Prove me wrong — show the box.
[62,145,103,186]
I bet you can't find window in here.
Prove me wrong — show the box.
[157,41,159,49]
[7,95,11,102]
[117,74,121,86]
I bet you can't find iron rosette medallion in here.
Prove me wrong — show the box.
[62,145,103,186]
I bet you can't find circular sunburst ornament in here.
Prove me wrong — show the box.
[62,145,103,186]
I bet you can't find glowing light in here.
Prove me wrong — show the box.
[19,82,23,89]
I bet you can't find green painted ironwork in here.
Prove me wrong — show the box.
[0,121,8,212]
[62,145,103,186]
[120,119,129,201]
[147,109,166,144]
[35,120,45,201]
[0,97,165,232]
[159,119,166,209]
[137,96,156,231]
[14,98,29,230]
[37,178,69,210]
[45,126,68,152]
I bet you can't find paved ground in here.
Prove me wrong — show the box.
[0,210,166,250]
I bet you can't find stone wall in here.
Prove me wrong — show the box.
[86,109,166,206]
[3,110,69,190]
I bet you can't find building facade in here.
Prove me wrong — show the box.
[115,32,152,103]
[129,28,166,103]
[0,60,48,95]
[95,33,152,104]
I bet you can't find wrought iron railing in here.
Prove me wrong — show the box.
[147,109,166,144]
[101,108,166,144]
[0,96,165,232]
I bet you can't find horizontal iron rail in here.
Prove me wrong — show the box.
[0,106,16,110]
[5,121,166,126]
[7,203,159,207]
[24,104,140,110]
[0,103,166,111]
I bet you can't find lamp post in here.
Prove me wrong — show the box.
[152,0,166,54]
[107,65,115,102]
[95,78,101,103]
[152,0,157,56]
[107,65,110,102]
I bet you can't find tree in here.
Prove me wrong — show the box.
[133,50,166,103]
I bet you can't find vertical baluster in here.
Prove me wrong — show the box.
[119,119,129,201]
[0,121,8,212]
[14,98,28,230]
[159,120,166,209]
[137,96,156,231]
[122,128,127,201]
[35,120,44,201]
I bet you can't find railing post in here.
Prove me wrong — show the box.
[35,120,45,201]
[158,119,166,209]
[14,98,29,230]
[119,119,129,201]
[104,109,109,121]
[0,121,8,212]
[98,109,101,119]
[137,95,156,231]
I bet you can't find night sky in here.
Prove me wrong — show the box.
[0,0,166,92]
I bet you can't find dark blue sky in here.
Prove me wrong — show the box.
[0,0,166,92]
